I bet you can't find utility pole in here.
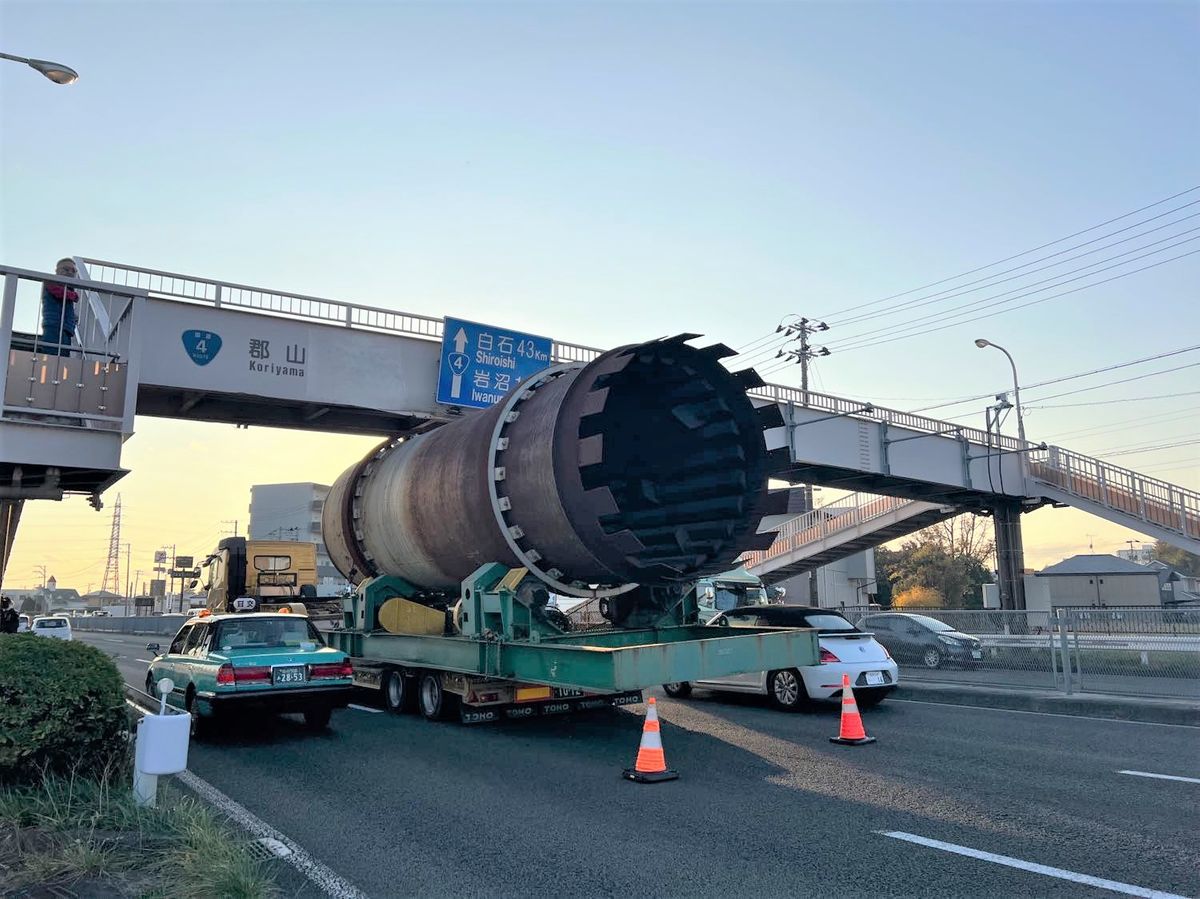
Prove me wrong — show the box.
[775,317,830,515]
[221,519,239,537]
[34,564,46,588]
[122,543,132,616]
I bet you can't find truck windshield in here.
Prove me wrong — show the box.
[713,584,766,610]
[213,617,323,650]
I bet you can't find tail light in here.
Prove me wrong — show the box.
[309,660,354,679]
[234,665,272,684]
[216,664,235,685]
[819,647,841,663]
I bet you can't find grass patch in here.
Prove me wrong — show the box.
[0,758,277,898]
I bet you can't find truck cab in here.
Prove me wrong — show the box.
[201,537,319,615]
[695,567,774,622]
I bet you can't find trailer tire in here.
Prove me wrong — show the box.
[383,668,417,714]
[418,671,459,721]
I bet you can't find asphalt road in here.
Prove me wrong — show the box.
[83,631,1200,898]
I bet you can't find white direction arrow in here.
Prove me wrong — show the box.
[449,327,470,399]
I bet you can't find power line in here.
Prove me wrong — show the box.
[828,236,1200,351]
[830,209,1200,329]
[830,246,1200,354]
[1020,362,1200,404]
[1041,407,1200,442]
[1101,439,1200,457]
[817,185,1200,321]
[909,344,1200,414]
[1028,390,1200,409]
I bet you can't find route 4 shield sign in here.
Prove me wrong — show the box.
[436,317,553,409]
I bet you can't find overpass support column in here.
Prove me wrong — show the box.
[993,500,1026,610]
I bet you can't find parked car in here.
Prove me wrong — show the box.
[857,612,983,669]
[30,616,73,640]
[17,614,31,633]
[144,611,353,735]
[663,605,898,710]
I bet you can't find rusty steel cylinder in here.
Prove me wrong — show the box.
[322,335,786,597]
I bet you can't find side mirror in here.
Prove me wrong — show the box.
[146,642,161,654]
[188,580,198,590]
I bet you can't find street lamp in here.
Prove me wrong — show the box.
[0,51,79,85]
[974,338,1026,445]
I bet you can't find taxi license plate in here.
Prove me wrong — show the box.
[273,666,306,685]
[864,671,885,686]
[971,650,982,659]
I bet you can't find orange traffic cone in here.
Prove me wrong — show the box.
[622,697,679,783]
[830,673,876,745]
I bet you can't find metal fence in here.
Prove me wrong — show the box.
[851,607,1200,700]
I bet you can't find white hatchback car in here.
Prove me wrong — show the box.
[30,615,73,641]
[664,605,898,710]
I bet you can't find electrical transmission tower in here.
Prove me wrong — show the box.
[101,495,122,594]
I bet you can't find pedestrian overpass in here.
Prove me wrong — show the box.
[1,259,1196,596]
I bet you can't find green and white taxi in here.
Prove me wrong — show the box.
[145,611,354,734]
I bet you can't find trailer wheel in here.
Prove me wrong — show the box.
[383,668,417,714]
[418,671,459,721]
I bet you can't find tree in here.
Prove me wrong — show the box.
[877,513,995,609]
[892,586,943,608]
[1153,541,1200,576]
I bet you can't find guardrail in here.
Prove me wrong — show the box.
[1030,445,1200,540]
[854,607,1200,700]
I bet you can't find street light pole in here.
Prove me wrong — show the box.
[0,51,79,84]
[974,339,1026,445]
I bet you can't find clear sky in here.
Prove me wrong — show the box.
[1,0,1197,592]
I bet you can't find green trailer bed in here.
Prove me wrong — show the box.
[330,624,820,693]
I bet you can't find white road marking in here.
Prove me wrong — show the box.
[348,703,383,714]
[878,831,1190,899]
[889,698,1200,729]
[1118,770,1200,784]
[135,658,153,663]
[123,697,366,898]
[178,771,368,899]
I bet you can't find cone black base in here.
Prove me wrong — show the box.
[622,768,679,783]
[829,736,877,745]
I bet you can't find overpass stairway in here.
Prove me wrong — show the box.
[741,492,957,584]
[1028,446,1199,552]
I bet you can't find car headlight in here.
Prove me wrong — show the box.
[937,635,960,646]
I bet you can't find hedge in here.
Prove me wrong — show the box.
[0,634,128,782]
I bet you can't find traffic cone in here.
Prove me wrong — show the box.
[622,697,679,783]
[830,673,876,745]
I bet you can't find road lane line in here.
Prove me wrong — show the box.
[877,831,1190,899]
[123,697,367,898]
[889,698,1200,729]
[348,703,383,713]
[1118,770,1200,784]
[135,658,153,663]
[177,771,368,899]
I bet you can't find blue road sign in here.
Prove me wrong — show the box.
[436,317,553,409]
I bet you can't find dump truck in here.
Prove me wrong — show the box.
[199,538,342,621]
[308,335,821,722]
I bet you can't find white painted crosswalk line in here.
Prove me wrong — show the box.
[877,831,1190,899]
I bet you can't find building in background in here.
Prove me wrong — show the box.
[1033,554,1163,608]
[248,483,348,595]
[1115,545,1155,564]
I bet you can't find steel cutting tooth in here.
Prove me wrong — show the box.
[582,486,620,517]
[661,332,703,345]
[755,404,785,429]
[578,387,610,417]
[765,446,792,474]
[733,368,766,390]
[696,342,737,361]
[760,489,791,516]
[741,532,779,551]
[577,434,604,467]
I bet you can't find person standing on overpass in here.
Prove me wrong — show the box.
[41,258,80,356]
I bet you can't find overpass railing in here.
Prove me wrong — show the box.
[1030,445,1200,540]
[78,258,603,366]
[740,492,933,570]
[0,265,143,434]
[749,381,1025,451]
